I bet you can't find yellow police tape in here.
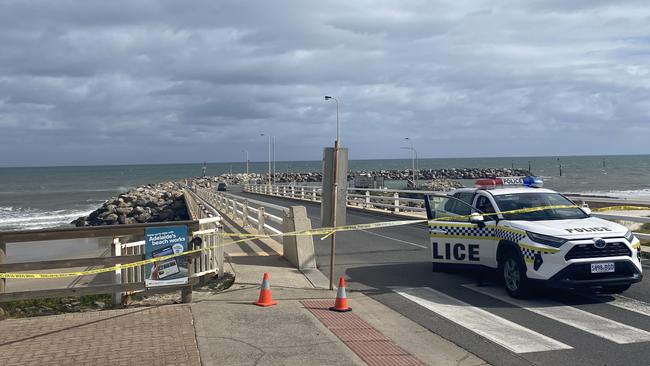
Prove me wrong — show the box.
[0,219,426,279]
[591,205,650,212]
[2,203,647,279]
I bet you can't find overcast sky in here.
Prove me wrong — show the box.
[1,0,650,167]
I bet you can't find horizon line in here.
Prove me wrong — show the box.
[0,152,646,169]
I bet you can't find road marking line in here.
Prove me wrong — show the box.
[396,287,572,354]
[465,285,650,344]
[595,294,650,317]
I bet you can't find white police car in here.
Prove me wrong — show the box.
[424,176,643,298]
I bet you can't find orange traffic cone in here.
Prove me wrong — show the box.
[254,273,277,307]
[330,276,352,312]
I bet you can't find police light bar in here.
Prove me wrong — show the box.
[522,176,544,188]
[474,176,543,189]
[475,178,502,189]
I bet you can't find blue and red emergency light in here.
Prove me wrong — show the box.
[475,176,543,189]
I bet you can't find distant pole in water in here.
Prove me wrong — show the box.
[511,160,514,170]
[557,157,562,177]
[603,158,606,169]
[202,162,207,178]
[528,161,531,174]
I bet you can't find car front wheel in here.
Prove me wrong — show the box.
[500,250,531,298]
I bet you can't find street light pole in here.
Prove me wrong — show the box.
[324,95,340,290]
[272,136,276,184]
[242,149,249,175]
[261,133,271,185]
[403,137,418,188]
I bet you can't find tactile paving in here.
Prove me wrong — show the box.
[301,299,425,366]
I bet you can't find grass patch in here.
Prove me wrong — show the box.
[1,294,112,318]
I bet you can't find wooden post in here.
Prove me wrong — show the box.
[111,237,123,306]
[181,256,194,303]
[0,240,6,294]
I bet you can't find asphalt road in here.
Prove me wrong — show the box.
[225,189,650,366]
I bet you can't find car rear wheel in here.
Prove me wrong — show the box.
[500,250,530,298]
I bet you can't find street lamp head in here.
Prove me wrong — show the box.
[324,96,332,100]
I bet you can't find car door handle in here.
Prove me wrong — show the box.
[430,229,447,234]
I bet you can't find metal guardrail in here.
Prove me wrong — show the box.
[0,188,223,304]
[244,184,650,241]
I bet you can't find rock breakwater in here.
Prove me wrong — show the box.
[219,167,529,185]
[72,182,190,227]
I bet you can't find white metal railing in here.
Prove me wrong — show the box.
[245,184,436,216]
[244,184,650,240]
[193,188,288,239]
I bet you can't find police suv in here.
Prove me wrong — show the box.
[424,176,643,298]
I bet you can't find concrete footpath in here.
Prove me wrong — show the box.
[0,253,486,366]
[191,253,486,366]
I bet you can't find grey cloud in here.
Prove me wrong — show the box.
[1,0,650,167]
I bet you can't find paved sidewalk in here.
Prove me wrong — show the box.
[191,253,487,366]
[0,250,486,366]
[0,305,199,366]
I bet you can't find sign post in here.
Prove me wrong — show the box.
[144,226,189,287]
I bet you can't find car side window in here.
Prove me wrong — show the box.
[475,195,496,218]
[443,192,475,216]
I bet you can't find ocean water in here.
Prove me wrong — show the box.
[1,155,649,231]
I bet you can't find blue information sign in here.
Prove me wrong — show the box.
[144,226,189,287]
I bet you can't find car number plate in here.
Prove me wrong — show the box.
[591,262,615,273]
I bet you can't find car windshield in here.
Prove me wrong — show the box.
[492,193,587,221]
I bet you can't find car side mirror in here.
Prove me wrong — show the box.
[580,207,592,216]
[469,213,485,227]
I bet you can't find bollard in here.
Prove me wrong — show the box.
[301,187,305,200]
[365,191,370,208]
[258,207,266,234]
[393,192,400,214]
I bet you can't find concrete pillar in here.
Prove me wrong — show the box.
[282,206,317,270]
[257,207,266,234]
[242,200,250,227]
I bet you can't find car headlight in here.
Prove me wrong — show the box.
[624,230,635,243]
[526,231,568,248]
